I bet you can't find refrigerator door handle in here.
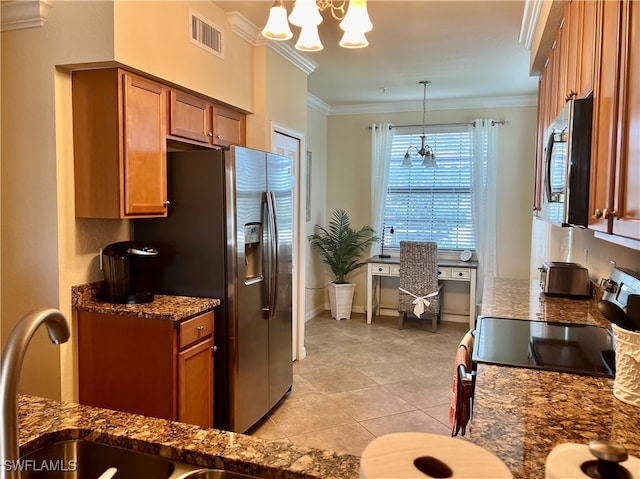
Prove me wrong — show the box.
[267,191,279,320]
[261,192,271,319]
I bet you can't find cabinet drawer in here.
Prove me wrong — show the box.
[437,267,451,279]
[450,268,471,280]
[179,311,214,349]
[373,264,390,274]
[390,265,400,275]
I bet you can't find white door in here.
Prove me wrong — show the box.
[271,128,306,361]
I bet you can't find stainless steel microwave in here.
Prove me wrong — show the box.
[538,97,593,227]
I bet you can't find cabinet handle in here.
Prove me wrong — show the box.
[458,272,464,277]
[196,325,205,331]
[603,208,618,219]
[163,200,171,207]
[212,345,218,352]
[207,131,213,137]
[594,209,603,218]
[216,134,222,140]
[565,90,577,102]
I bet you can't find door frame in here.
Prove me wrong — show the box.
[270,123,306,362]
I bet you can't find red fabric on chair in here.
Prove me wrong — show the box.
[450,330,474,436]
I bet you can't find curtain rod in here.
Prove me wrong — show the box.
[370,120,505,130]
[394,120,505,128]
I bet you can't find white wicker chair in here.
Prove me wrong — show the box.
[397,241,442,332]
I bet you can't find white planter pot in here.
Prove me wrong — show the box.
[328,282,355,320]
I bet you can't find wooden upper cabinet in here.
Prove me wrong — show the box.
[212,105,246,148]
[73,69,168,219]
[565,0,580,98]
[589,0,623,233]
[533,74,547,214]
[579,0,598,97]
[612,0,640,240]
[168,89,246,148]
[123,74,168,216]
[169,90,212,144]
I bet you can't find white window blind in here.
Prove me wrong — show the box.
[382,125,476,251]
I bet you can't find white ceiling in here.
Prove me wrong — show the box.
[213,1,540,111]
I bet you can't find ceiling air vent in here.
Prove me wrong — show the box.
[190,9,224,59]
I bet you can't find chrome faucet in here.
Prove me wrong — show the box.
[0,308,70,479]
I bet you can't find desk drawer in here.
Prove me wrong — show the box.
[373,264,390,274]
[450,268,471,280]
[438,267,451,279]
[390,265,400,275]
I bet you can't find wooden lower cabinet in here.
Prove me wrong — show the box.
[78,310,215,428]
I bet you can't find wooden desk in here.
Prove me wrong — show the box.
[366,256,478,328]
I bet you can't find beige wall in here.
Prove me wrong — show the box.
[305,105,328,318]
[530,218,640,282]
[1,0,116,401]
[113,1,253,112]
[1,0,308,402]
[324,105,537,314]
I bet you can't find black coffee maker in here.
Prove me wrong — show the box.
[100,241,159,304]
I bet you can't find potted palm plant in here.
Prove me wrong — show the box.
[308,209,379,320]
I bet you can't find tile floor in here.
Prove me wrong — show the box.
[248,311,470,456]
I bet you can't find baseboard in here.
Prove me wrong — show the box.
[318,305,468,323]
[305,304,326,322]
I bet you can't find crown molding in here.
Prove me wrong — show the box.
[519,0,543,50]
[326,95,538,116]
[307,93,331,115]
[226,11,318,76]
[1,0,53,32]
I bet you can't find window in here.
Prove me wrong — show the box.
[382,125,475,251]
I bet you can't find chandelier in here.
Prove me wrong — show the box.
[261,0,373,52]
[403,80,437,168]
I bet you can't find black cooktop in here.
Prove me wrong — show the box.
[473,317,615,378]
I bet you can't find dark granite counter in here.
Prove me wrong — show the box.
[18,395,360,479]
[72,283,220,321]
[471,277,640,479]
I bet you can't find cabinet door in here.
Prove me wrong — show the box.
[212,106,246,147]
[565,0,580,97]
[589,0,622,232]
[579,0,598,97]
[613,0,640,240]
[169,90,212,144]
[178,337,214,428]
[122,73,168,216]
[533,74,546,214]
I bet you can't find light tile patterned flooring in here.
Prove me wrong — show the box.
[248,311,469,456]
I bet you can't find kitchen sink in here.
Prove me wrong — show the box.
[19,440,262,479]
[19,439,175,478]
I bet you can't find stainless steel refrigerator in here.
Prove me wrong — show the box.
[134,146,293,433]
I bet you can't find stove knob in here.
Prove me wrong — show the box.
[600,278,618,293]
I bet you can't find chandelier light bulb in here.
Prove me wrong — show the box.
[295,23,324,51]
[289,0,323,28]
[339,0,373,33]
[261,1,293,40]
[339,28,369,48]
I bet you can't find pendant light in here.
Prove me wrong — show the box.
[403,81,437,168]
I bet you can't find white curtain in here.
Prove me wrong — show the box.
[471,119,499,305]
[370,123,394,255]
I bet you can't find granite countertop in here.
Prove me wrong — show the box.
[18,395,361,479]
[471,277,640,479]
[72,283,220,321]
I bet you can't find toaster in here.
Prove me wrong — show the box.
[539,262,591,297]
